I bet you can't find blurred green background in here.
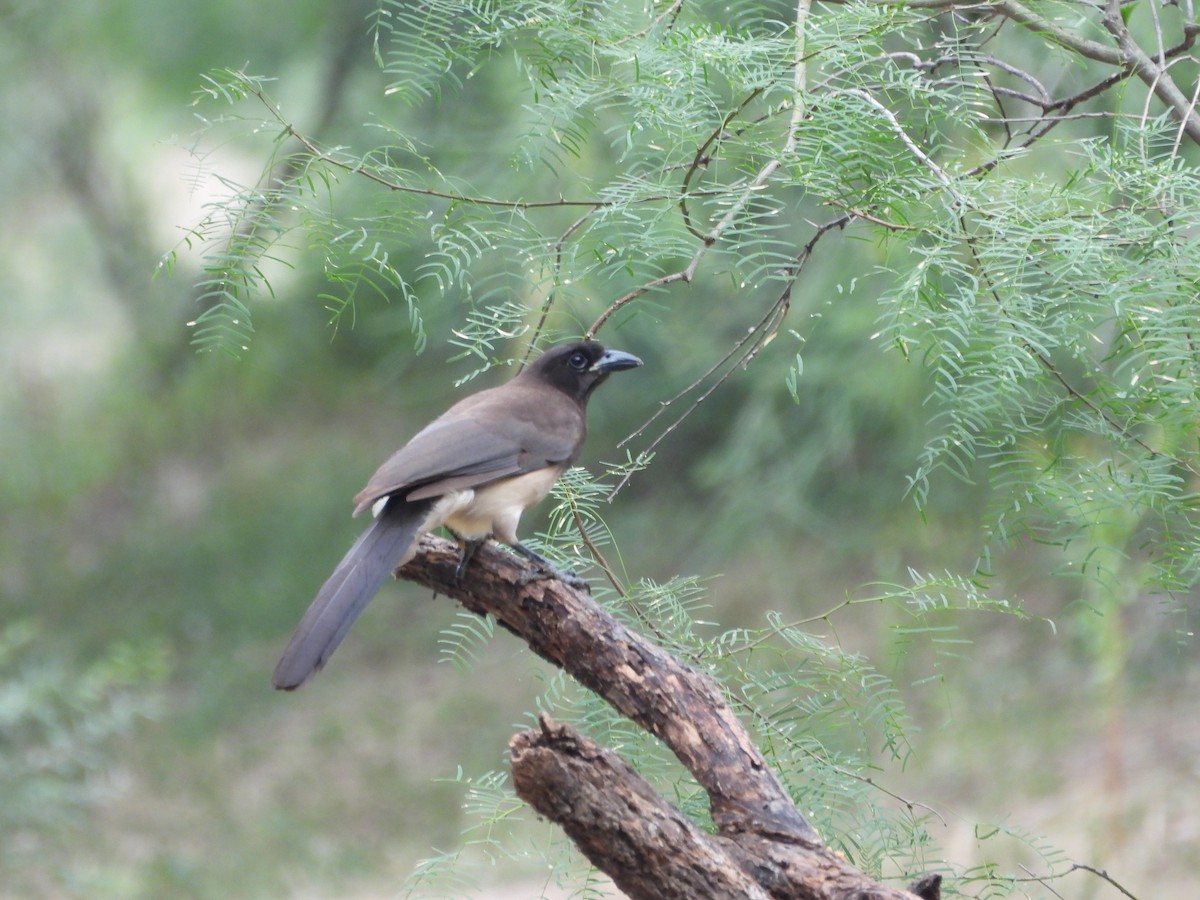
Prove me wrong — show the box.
[1,2,1196,897]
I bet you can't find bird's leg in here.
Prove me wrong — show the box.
[449,532,487,584]
[509,541,589,591]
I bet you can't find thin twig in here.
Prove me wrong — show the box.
[249,83,616,211]
[607,296,789,496]
[738,694,950,827]
[585,269,692,338]
[845,88,967,206]
[615,0,687,44]
[1008,861,1141,899]
[614,206,846,450]
[610,212,849,496]
[1017,864,1067,900]
[590,0,813,337]
[956,202,1200,479]
[1067,863,1140,899]
[523,208,603,364]
[678,88,766,239]
[1171,73,1200,157]
[570,508,626,598]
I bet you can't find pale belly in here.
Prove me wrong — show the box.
[432,468,561,544]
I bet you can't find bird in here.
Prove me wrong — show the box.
[272,340,642,690]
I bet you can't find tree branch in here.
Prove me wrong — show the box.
[994,0,1124,66]
[398,535,931,898]
[510,716,774,899]
[1100,0,1200,144]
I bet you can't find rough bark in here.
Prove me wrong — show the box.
[510,717,773,899]
[399,535,939,900]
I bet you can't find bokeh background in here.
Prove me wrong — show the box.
[2,2,1196,897]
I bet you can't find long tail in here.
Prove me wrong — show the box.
[273,499,431,690]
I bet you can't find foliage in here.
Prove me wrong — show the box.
[0,621,166,891]
[159,0,1200,896]
[173,0,1200,589]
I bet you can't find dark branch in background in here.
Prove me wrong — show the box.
[398,535,935,900]
[254,85,719,214]
[585,1,815,484]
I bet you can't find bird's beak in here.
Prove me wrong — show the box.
[591,349,642,373]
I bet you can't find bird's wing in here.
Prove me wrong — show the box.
[352,384,584,514]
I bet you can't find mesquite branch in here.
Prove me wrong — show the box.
[398,535,934,899]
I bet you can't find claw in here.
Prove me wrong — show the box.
[453,536,486,584]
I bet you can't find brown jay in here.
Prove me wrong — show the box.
[272,340,642,690]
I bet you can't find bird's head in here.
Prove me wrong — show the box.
[524,340,642,403]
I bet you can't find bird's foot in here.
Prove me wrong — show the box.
[516,565,590,591]
[510,542,590,592]
[452,536,487,585]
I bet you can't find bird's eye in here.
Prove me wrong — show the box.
[568,351,589,371]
